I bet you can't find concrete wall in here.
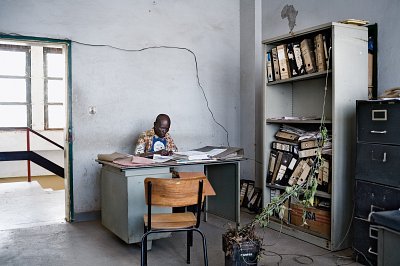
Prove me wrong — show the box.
[0,0,240,214]
[239,0,263,184]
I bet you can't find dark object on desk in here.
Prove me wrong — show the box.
[141,178,208,266]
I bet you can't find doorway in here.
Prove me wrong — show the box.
[0,36,72,229]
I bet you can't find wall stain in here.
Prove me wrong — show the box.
[281,4,298,33]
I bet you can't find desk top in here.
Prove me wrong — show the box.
[96,157,245,171]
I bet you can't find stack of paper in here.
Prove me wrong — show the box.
[173,150,210,161]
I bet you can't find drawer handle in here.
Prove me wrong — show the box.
[370,130,387,134]
[368,247,378,256]
[371,151,387,162]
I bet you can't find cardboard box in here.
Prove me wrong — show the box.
[290,203,331,239]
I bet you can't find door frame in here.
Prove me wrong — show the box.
[0,34,74,221]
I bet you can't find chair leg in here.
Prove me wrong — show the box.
[141,232,151,266]
[186,230,191,264]
[194,228,208,266]
[189,230,193,247]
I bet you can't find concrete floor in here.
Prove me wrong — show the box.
[0,181,362,266]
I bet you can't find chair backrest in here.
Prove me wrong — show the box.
[144,178,204,207]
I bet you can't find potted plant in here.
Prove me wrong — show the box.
[222,124,329,265]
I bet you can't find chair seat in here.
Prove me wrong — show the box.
[144,213,197,229]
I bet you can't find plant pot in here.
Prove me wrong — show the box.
[223,235,261,266]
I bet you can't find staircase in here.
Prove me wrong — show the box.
[0,151,64,178]
[0,127,64,179]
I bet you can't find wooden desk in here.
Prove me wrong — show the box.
[97,158,243,244]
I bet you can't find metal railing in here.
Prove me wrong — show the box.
[0,127,64,181]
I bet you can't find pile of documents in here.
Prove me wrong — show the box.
[266,125,331,193]
[172,146,244,163]
[379,87,400,99]
[97,146,244,166]
[97,152,155,166]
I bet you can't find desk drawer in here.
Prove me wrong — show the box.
[357,100,400,145]
[355,180,400,219]
[355,143,400,187]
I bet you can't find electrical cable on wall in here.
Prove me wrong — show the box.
[0,32,231,146]
[70,41,230,147]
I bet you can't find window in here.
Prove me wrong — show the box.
[0,41,66,130]
[0,44,31,127]
[44,48,65,129]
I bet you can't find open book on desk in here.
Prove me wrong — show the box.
[194,146,244,160]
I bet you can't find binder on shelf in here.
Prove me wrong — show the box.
[297,158,313,185]
[248,187,262,212]
[281,155,298,186]
[323,34,331,69]
[246,183,255,203]
[267,150,278,183]
[271,140,299,154]
[240,182,249,205]
[274,152,294,185]
[276,44,291,79]
[293,42,306,75]
[300,139,321,150]
[270,151,283,184]
[289,158,313,186]
[271,47,281,81]
[300,38,316,74]
[288,158,312,186]
[266,51,274,82]
[298,147,319,158]
[314,33,327,72]
[317,159,330,192]
[275,130,300,143]
[287,43,300,77]
[240,179,256,207]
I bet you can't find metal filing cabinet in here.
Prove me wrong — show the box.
[354,99,400,265]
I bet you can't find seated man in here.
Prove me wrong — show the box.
[134,114,178,157]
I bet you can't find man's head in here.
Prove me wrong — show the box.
[153,114,171,138]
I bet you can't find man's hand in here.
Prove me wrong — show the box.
[160,149,173,156]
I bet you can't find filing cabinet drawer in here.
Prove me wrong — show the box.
[355,180,400,219]
[355,143,400,187]
[353,217,377,265]
[357,100,400,145]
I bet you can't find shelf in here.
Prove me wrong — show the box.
[262,22,368,251]
[267,70,331,85]
[267,219,331,249]
[266,119,332,124]
[266,183,331,199]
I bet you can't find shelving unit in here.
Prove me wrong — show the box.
[262,22,368,250]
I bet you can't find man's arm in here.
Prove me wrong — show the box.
[166,133,178,153]
[134,132,147,156]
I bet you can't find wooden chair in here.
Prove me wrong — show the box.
[141,178,208,266]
